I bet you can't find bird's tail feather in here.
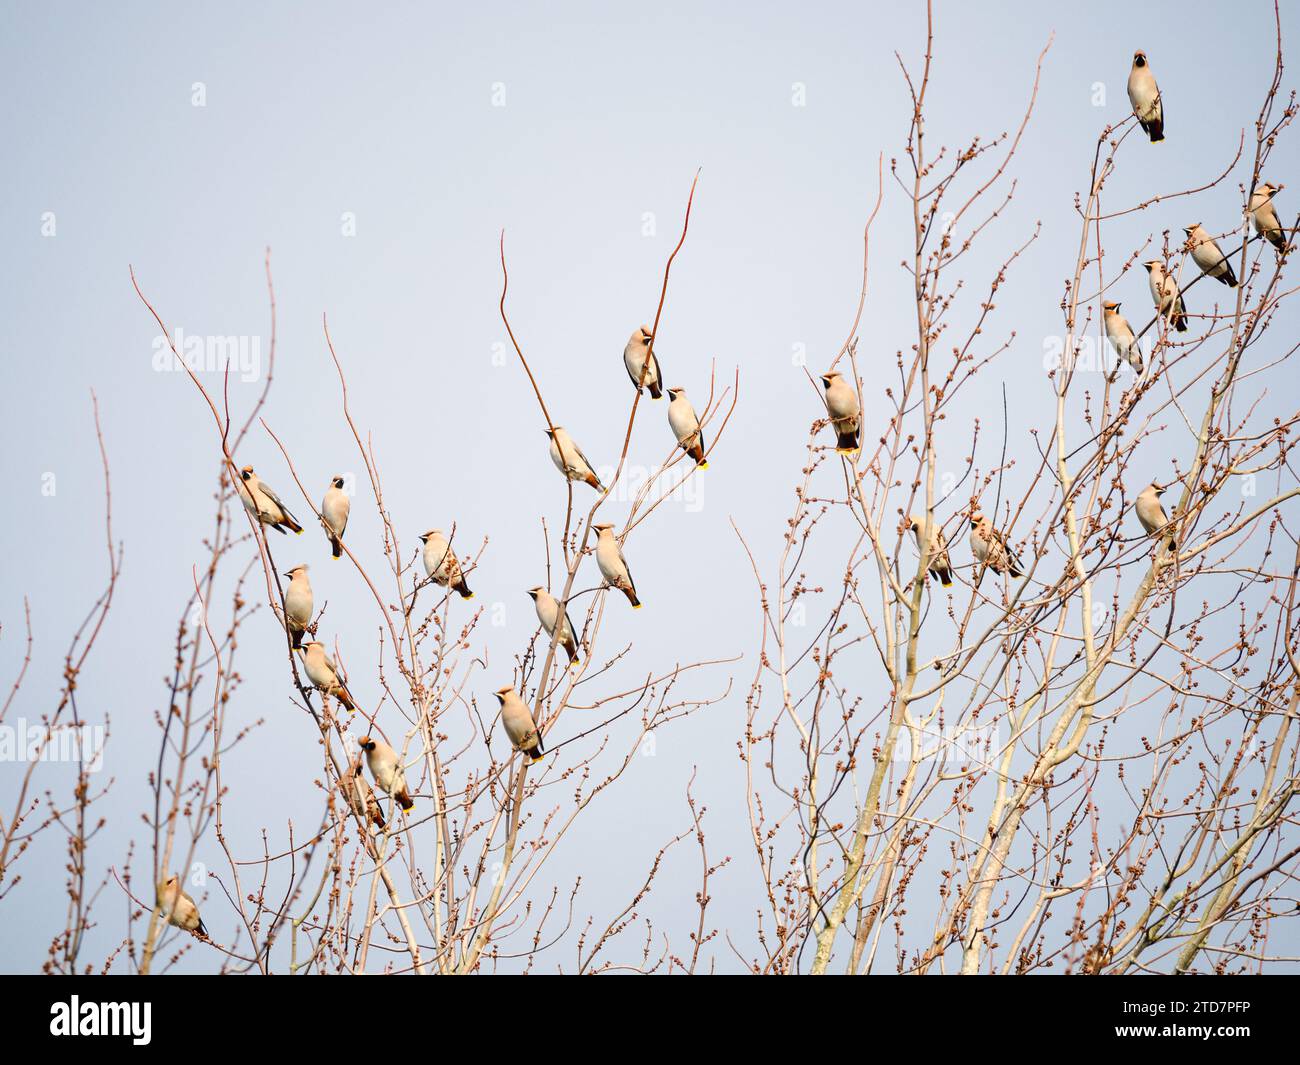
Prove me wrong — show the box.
[835,427,861,453]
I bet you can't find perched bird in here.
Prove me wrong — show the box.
[297,640,359,713]
[527,587,580,665]
[1127,50,1164,143]
[623,325,664,399]
[1249,183,1288,253]
[593,522,641,608]
[1144,261,1188,332]
[908,514,953,587]
[419,529,473,599]
[339,756,385,830]
[495,686,544,763]
[666,387,708,468]
[283,564,313,649]
[236,465,303,534]
[156,874,207,938]
[322,475,351,559]
[1135,482,1176,549]
[820,371,861,453]
[1103,301,1143,375]
[969,511,1024,580]
[546,427,605,491]
[1184,224,1238,287]
[359,735,413,812]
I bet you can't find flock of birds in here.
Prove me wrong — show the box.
[816,49,1287,597]
[154,329,713,939]
[152,50,1289,942]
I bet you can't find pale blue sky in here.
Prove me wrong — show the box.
[1,1,1296,971]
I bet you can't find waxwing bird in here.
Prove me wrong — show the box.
[495,686,544,763]
[1144,261,1188,332]
[1135,482,1176,549]
[1184,224,1238,287]
[236,464,303,534]
[623,325,664,399]
[1127,50,1164,143]
[820,371,861,453]
[969,511,1024,580]
[666,387,707,468]
[322,475,350,559]
[359,735,413,812]
[156,874,207,938]
[527,587,580,665]
[419,528,473,599]
[593,522,641,608]
[1250,183,1288,253]
[546,427,605,491]
[283,564,313,649]
[908,514,953,587]
[339,756,385,830]
[1103,301,1143,375]
[297,641,359,713]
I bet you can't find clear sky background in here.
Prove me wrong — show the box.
[2,0,1297,971]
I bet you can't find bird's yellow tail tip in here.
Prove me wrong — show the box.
[941,579,953,588]
[633,603,644,610]
[698,461,709,470]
